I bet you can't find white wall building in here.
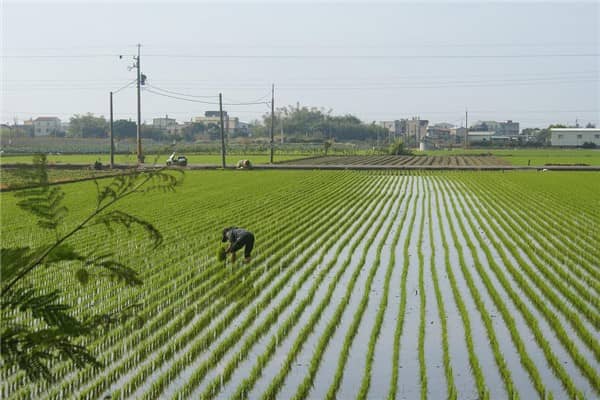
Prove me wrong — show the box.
[551,128,600,147]
[153,115,177,131]
[33,117,61,136]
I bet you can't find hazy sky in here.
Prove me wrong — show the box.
[1,1,598,128]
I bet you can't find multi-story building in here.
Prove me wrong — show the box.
[405,117,428,143]
[377,120,403,141]
[194,111,239,133]
[471,120,519,137]
[33,117,61,136]
[153,115,177,133]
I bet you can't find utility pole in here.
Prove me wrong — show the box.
[135,44,143,164]
[465,108,469,149]
[219,93,226,169]
[109,91,114,168]
[270,84,275,164]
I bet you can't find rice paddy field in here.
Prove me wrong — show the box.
[1,169,599,399]
[0,153,306,166]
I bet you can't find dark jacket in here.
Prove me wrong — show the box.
[222,227,251,244]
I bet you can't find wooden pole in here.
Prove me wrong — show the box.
[270,84,274,164]
[109,91,114,168]
[136,43,143,164]
[219,93,226,169]
[465,109,469,149]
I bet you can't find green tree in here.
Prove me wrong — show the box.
[68,113,108,138]
[113,119,137,139]
[0,154,182,381]
[388,139,411,155]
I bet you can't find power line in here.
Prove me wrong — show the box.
[144,87,270,106]
[112,79,137,94]
[146,84,218,99]
[142,53,599,59]
[3,53,599,59]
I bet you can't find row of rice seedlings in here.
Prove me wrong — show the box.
[4,172,340,396]
[485,175,600,275]
[226,177,401,400]
[464,177,600,310]
[417,187,428,400]
[171,175,395,399]
[514,173,600,229]
[136,174,390,399]
[199,174,408,400]
[431,180,489,399]
[454,176,600,391]
[34,173,321,397]
[38,170,360,398]
[290,176,402,400]
[445,175,581,398]
[425,179,457,400]
[42,173,342,399]
[322,176,406,400]
[462,177,600,369]
[489,194,600,327]
[387,176,421,400]
[436,177,517,399]
[451,175,594,398]
[437,176,550,398]
[144,174,392,398]
[503,205,600,298]
[258,176,400,400]
[98,173,368,398]
[356,181,414,399]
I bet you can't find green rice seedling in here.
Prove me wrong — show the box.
[425,178,458,400]
[445,175,598,397]
[357,179,412,400]
[322,178,404,400]
[388,177,419,400]
[217,246,227,262]
[431,181,489,400]
[260,178,397,400]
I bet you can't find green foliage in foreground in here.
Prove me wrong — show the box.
[0,154,182,382]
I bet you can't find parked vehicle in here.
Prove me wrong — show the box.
[166,152,188,166]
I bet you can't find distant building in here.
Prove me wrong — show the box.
[377,120,403,140]
[33,117,61,136]
[194,111,239,133]
[406,117,428,142]
[550,128,600,147]
[467,131,495,144]
[471,120,519,136]
[426,126,453,147]
[451,127,467,144]
[153,115,177,133]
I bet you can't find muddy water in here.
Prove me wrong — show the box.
[447,187,540,400]
[275,180,399,399]
[246,179,395,399]
[422,181,447,400]
[395,189,424,400]
[326,179,406,400]
[451,181,598,398]
[369,181,419,399]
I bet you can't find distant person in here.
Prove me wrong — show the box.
[236,159,252,169]
[222,227,255,263]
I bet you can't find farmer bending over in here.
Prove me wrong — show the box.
[222,227,254,263]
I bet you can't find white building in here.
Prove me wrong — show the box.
[33,117,61,136]
[551,128,600,147]
[467,131,495,144]
[194,111,239,133]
